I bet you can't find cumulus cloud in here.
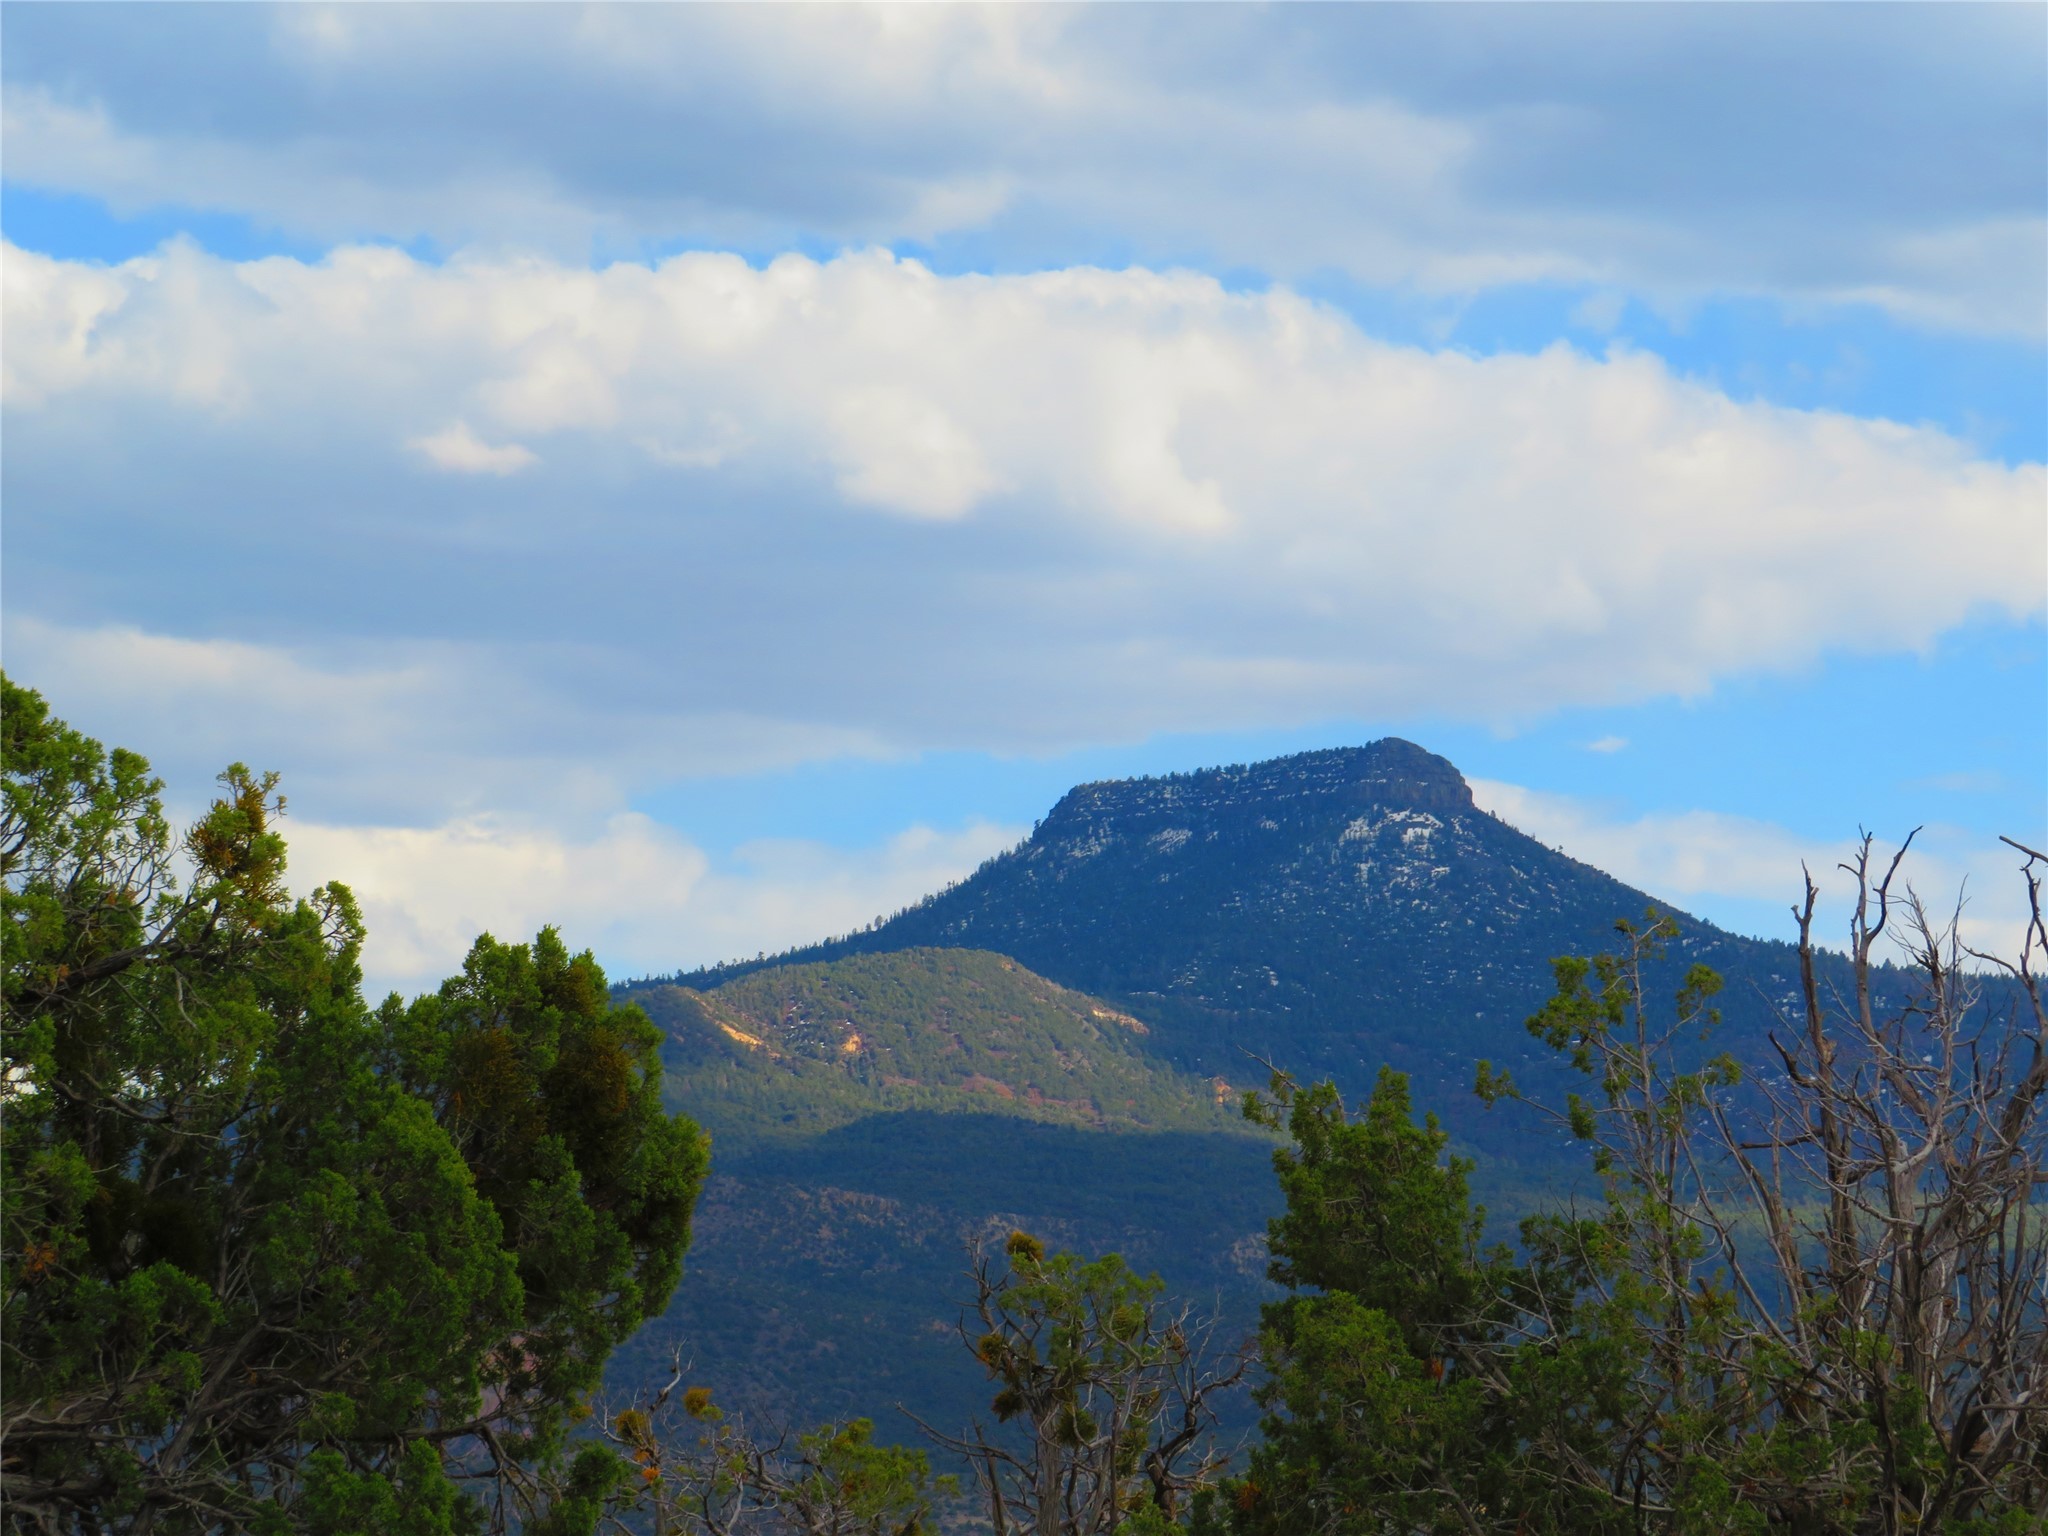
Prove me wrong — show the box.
[286,812,1022,1000]
[1470,779,2042,963]
[829,387,1000,520]
[5,243,2041,989]
[410,420,536,476]
[6,241,2041,774]
[2,5,2041,334]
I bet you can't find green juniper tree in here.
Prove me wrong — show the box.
[1201,1069,1536,1536]
[0,676,709,1535]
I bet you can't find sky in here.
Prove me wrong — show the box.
[3,3,2044,998]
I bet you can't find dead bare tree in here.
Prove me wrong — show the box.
[1723,833,2048,1527]
[1486,835,2048,1533]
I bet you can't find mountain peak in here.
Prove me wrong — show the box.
[1043,739,1474,837]
[649,733,1824,1176]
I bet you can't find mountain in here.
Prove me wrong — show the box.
[647,741,1810,1161]
[619,741,1903,1432]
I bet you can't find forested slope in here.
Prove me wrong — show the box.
[615,949,1273,1432]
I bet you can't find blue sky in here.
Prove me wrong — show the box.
[3,4,2042,994]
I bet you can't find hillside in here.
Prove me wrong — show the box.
[634,947,1243,1147]
[616,949,1271,1432]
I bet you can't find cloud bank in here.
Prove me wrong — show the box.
[7,241,2041,817]
[3,5,2042,334]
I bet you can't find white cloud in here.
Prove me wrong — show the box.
[829,387,999,520]
[5,240,2040,757]
[1473,778,1850,906]
[286,811,1022,1000]
[0,616,897,827]
[410,420,536,475]
[1586,735,1629,754]
[8,614,1005,995]
[1470,778,2041,963]
[2,6,2040,335]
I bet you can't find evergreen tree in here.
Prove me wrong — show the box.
[1,676,708,1534]
[1207,1069,1534,1536]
